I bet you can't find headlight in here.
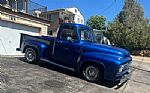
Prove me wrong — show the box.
[118,65,124,73]
[118,62,131,73]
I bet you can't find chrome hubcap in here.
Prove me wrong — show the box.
[26,50,35,62]
[85,66,98,80]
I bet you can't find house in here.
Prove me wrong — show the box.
[0,0,50,56]
[41,8,84,36]
[66,8,84,24]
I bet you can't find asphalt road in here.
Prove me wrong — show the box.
[0,57,150,93]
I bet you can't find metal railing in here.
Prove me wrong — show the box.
[0,0,47,20]
[27,0,47,19]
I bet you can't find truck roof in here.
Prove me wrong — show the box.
[61,23,89,28]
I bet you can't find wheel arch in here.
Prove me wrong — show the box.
[23,45,39,59]
[23,40,48,58]
[77,60,105,76]
[23,45,38,53]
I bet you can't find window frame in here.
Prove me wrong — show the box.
[60,26,78,42]
[79,27,97,42]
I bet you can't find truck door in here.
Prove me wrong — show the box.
[52,26,81,68]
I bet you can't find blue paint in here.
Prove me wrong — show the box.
[19,23,132,82]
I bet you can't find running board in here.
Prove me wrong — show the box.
[41,59,75,71]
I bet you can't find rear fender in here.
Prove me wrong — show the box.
[23,40,48,59]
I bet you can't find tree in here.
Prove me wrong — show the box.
[86,15,106,30]
[149,24,150,32]
[107,0,150,52]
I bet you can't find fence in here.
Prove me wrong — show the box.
[27,0,47,19]
[0,0,47,20]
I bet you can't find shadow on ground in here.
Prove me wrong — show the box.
[17,57,126,89]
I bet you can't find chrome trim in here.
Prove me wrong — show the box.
[41,59,75,71]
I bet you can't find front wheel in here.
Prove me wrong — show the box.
[82,65,102,83]
[25,48,37,63]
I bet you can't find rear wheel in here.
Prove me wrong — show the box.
[25,48,37,63]
[82,64,103,83]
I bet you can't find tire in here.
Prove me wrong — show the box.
[25,48,38,63]
[82,64,102,83]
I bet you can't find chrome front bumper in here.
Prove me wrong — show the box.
[116,61,132,82]
[119,65,132,84]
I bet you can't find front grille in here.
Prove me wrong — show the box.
[123,62,130,71]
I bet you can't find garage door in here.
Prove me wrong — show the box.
[0,20,40,55]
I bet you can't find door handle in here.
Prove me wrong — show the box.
[57,41,62,44]
[64,47,69,50]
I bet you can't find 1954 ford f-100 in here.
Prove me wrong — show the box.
[18,23,132,83]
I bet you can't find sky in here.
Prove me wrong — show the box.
[32,0,150,23]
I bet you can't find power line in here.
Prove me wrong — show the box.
[97,0,117,15]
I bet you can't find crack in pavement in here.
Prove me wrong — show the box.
[75,82,90,93]
[120,57,149,93]
[121,80,129,93]
[129,79,150,86]
[131,66,150,73]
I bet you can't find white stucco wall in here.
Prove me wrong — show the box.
[0,20,40,55]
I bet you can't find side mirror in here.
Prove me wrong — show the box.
[67,36,73,42]
[111,43,115,46]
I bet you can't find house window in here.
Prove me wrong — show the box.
[47,30,53,35]
[48,14,51,21]
[81,20,83,24]
[78,18,80,23]
[75,9,77,13]
[48,14,55,22]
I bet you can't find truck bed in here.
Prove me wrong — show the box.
[20,33,56,48]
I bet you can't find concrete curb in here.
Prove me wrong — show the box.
[0,55,24,58]
[132,56,150,63]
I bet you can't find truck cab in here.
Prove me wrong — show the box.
[19,23,132,83]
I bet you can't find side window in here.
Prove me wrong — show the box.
[60,27,77,40]
[80,29,90,40]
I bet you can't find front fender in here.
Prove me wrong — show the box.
[76,52,125,81]
[76,52,106,73]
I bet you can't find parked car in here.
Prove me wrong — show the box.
[18,23,132,83]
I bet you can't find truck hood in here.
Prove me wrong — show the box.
[82,42,130,58]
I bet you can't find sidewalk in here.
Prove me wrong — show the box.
[132,55,150,63]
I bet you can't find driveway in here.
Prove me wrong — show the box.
[0,57,150,93]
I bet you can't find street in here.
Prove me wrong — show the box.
[0,57,150,93]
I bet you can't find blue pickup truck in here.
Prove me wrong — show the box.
[18,23,132,83]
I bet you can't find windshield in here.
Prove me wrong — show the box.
[79,28,97,42]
